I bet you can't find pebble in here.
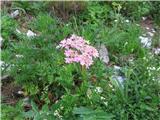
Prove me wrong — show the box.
[98,44,109,64]
[11,10,19,18]
[112,75,126,86]
[26,30,36,38]
[153,48,160,55]
[148,32,154,37]
[139,36,152,48]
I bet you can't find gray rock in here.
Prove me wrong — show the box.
[11,10,19,18]
[98,44,109,64]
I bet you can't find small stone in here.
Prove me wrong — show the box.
[98,44,109,64]
[139,36,152,48]
[148,32,154,37]
[11,10,19,18]
[153,48,160,55]
[26,30,36,38]
[112,75,126,86]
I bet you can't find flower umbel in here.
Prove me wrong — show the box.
[59,34,99,68]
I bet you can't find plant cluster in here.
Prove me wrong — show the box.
[1,1,160,120]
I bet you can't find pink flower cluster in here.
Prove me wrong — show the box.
[59,34,99,68]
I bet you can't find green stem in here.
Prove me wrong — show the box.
[81,66,88,93]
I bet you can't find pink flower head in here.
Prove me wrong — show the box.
[59,34,99,68]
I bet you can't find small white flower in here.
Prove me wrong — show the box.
[109,83,113,88]
[95,87,103,93]
[16,54,24,58]
[114,20,118,22]
[101,96,106,100]
[11,10,19,18]
[54,110,63,119]
[152,77,155,81]
[151,67,156,70]
[56,45,61,49]
[125,19,129,23]
[146,27,150,30]
[26,30,36,38]
[18,91,24,95]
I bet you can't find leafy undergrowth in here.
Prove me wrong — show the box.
[1,1,160,120]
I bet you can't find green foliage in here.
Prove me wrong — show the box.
[1,1,160,120]
[150,2,160,25]
[112,2,152,20]
[1,102,24,120]
[1,15,18,49]
[24,101,56,120]
[12,1,49,15]
[73,107,114,120]
[9,36,66,95]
